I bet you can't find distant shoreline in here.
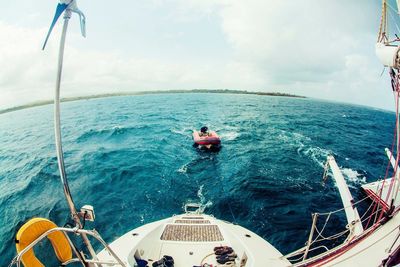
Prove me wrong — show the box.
[0,89,305,115]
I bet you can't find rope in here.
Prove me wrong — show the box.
[365,69,400,226]
[200,252,215,266]
[378,0,388,42]
[367,179,386,228]
[387,3,400,38]
[318,223,397,266]
[360,199,377,226]
[383,93,399,204]
[310,213,331,244]
[362,208,382,225]
[217,176,237,223]
[375,88,400,224]
[392,92,400,203]
[313,227,339,241]
[316,195,370,216]
[299,211,351,262]
[387,226,400,253]
[366,195,381,227]
[314,228,350,242]
[290,53,400,264]
[386,0,400,15]
[300,195,382,253]
[311,212,350,243]
[303,213,318,261]
[7,257,17,267]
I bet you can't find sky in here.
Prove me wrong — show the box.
[0,0,397,110]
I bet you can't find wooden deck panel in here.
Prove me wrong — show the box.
[160,224,224,242]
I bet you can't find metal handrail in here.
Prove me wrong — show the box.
[43,0,99,262]
[10,227,127,267]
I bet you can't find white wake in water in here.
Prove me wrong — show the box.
[303,146,332,168]
[219,131,240,141]
[278,130,332,167]
[177,163,188,173]
[197,185,213,213]
[341,168,367,184]
[278,131,367,186]
[171,127,192,136]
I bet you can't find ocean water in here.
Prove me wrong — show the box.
[0,93,395,265]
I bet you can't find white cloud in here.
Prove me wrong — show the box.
[0,22,56,107]
[168,0,394,109]
[0,1,396,110]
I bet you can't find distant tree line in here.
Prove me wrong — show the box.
[0,89,305,115]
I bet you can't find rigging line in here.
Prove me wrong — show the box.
[217,176,237,223]
[308,219,351,244]
[313,227,350,242]
[387,226,400,253]
[362,208,382,225]
[392,92,400,203]
[316,195,370,216]
[381,66,387,77]
[310,213,332,244]
[374,160,393,221]
[324,223,399,267]
[383,91,400,205]
[368,151,393,225]
[7,257,17,267]
[387,5,400,37]
[377,146,389,182]
[386,0,399,14]
[367,179,388,227]
[375,206,383,225]
[367,68,399,227]
[200,252,215,266]
[379,112,396,201]
[360,200,376,222]
[360,201,377,230]
[371,70,399,225]
[310,211,359,242]
[393,83,400,197]
[366,203,380,229]
[378,0,387,42]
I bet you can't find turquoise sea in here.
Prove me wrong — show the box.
[0,93,395,265]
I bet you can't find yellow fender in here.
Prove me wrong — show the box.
[15,218,72,267]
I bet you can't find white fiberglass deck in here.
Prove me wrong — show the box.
[97,213,290,267]
[362,177,399,211]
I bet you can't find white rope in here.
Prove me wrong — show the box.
[360,200,376,221]
[387,1,400,40]
[310,213,331,244]
[386,0,400,17]
[317,195,370,216]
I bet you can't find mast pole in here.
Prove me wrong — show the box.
[54,8,100,264]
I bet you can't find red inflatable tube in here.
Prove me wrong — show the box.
[193,131,221,145]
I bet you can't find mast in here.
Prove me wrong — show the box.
[376,0,400,213]
[375,0,400,68]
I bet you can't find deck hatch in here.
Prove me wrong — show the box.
[181,217,204,220]
[161,224,223,242]
[174,220,210,224]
